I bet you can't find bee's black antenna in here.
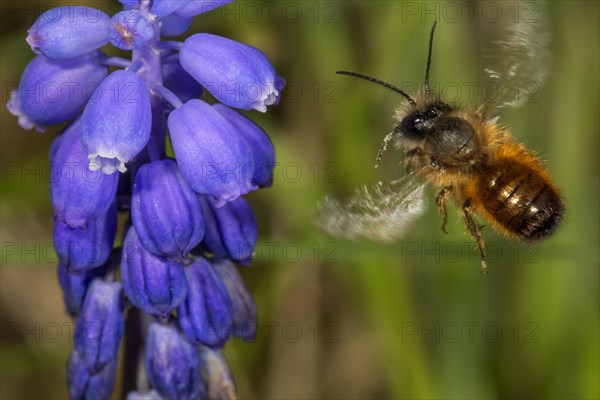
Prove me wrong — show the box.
[336,71,416,106]
[424,21,437,94]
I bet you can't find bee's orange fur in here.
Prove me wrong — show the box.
[395,93,564,242]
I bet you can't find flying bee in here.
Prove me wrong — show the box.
[317,17,564,273]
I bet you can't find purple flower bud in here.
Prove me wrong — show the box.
[6,52,107,132]
[180,34,285,112]
[50,120,119,229]
[200,196,257,266]
[176,1,235,18]
[109,10,153,50]
[178,258,233,348]
[160,14,193,37]
[132,159,204,259]
[81,70,152,174]
[27,6,110,60]
[214,104,276,187]
[67,349,117,400]
[145,323,205,399]
[162,62,202,103]
[54,203,117,272]
[57,262,108,318]
[119,0,139,8]
[121,228,188,317]
[168,99,256,205]
[151,0,190,17]
[212,260,257,341]
[126,390,161,400]
[199,347,237,399]
[74,280,124,373]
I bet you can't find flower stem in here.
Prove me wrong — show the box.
[161,53,179,64]
[146,136,161,161]
[121,307,154,396]
[102,56,132,69]
[159,40,183,51]
[152,85,184,109]
[121,307,143,396]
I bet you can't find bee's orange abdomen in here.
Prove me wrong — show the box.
[477,158,564,242]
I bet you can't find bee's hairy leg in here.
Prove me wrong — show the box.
[405,148,421,161]
[462,198,488,274]
[404,148,423,174]
[435,186,453,234]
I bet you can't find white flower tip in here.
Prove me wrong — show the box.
[6,93,45,132]
[88,155,127,174]
[6,92,19,115]
[253,103,267,113]
[16,115,34,130]
[33,122,46,133]
[88,156,101,171]
[25,32,42,54]
[117,160,127,173]
[102,165,118,174]
[252,83,281,112]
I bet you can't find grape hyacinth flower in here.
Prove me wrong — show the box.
[7,1,284,398]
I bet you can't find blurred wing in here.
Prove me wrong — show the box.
[315,175,427,242]
[481,0,550,109]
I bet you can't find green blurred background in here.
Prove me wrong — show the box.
[1,1,598,399]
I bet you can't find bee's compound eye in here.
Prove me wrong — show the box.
[399,114,418,139]
[400,112,428,140]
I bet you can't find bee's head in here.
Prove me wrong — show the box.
[398,101,452,140]
[337,22,445,165]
